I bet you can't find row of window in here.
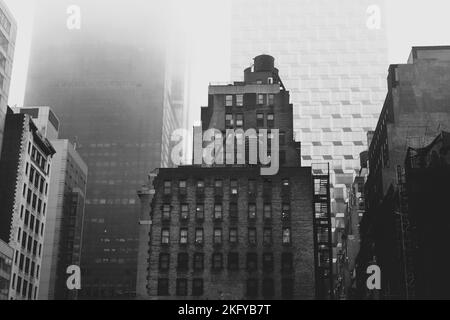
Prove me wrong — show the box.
[26,163,48,196]
[157,277,293,298]
[225,113,276,129]
[11,274,37,300]
[22,186,46,216]
[224,93,275,108]
[163,179,291,196]
[16,228,42,259]
[160,227,292,246]
[158,252,294,273]
[27,142,50,175]
[161,203,291,222]
[19,205,43,237]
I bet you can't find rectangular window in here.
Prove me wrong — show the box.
[257,94,264,105]
[248,204,256,220]
[282,279,294,299]
[193,253,204,271]
[263,228,272,245]
[263,204,272,220]
[176,279,188,296]
[195,229,204,245]
[248,228,257,245]
[180,229,188,244]
[248,179,256,196]
[180,204,189,220]
[179,180,187,195]
[263,253,274,272]
[225,114,234,128]
[282,179,290,194]
[263,279,275,298]
[236,94,244,107]
[282,253,293,271]
[247,279,258,297]
[196,204,204,220]
[247,253,257,271]
[229,228,238,244]
[192,279,203,296]
[268,94,275,106]
[229,203,238,220]
[197,180,204,194]
[213,229,222,245]
[214,204,223,220]
[279,132,286,146]
[236,114,244,127]
[161,229,170,244]
[225,95,233,107]
[162,205,171,221]
[228,252,239,271]
[212,253,223,271]
[283,228,291,245]
[230,179,238,195]
[178,253,189,271]
[282,204,291,220]
[157,279,169,296]
[257,113,264,127]
[159,253,170,271]
[163,181,171,195]
[215,179,223,194]
[267,114,274,128]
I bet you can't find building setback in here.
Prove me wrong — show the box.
[0,0,16,155]
[142,55,323,300]
[0,107,56,300]
[357,46,450,299]
[15,107,88,300]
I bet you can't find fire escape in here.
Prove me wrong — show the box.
[312,163,333,299]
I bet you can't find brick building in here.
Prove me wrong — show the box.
[142,55,325,300]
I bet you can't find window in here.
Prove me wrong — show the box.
[257,113,264,127]
[236,95,244,107]
[268,94,274,105]
[214,204,223,220]
[215,179,223,194]
[228,253,239,271]
[195,229,204,244]
[262,279,275,298]
[257,94,264,105]
[176,279,188,296]
[197,180,204,193]
[213,229,222,245]
[157,279,169,296]
[248,180,256,196]
[263,204,272,220]
[283,228,291,245]
[282,204,291,220]
[247,279,258,297]
[229,203,238,220]
[180,204,189,220]
[192,279,203,296]
[162,205,171,221]
[282,279,294,299]
[163,181,171,195]
[178,253,189,271]
[281,253,293,272]
[263,228,272,245]
[159,253,170,271]
[225,114,233,128]
[282,179,290,194]
[247,253,257,271]
[193,253,204,271]
[248,204,256,220]
[248,228,257,245]
[196,204,204,221]
[229,228,238,244]
[236,114,244,127]
[280,151,286,166]
[225,95,233,107]
[263,180,271,196]
[212,253,223,271]
[179,180,187,195]
[230,180,238,195]
[161,229,170,244]
[180,229,188,244]
[263,253,274,272]
[267,114,274,128]
[280,132,286,146]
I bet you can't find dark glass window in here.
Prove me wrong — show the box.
[263,279,275,298]
[163,181,171,195]
[157,279,169,296]
[228,252,239,271]
[159,253,170,271]
[247,279,258,297]
[176,279,188,296]
[212,253,223,271]
[162,204,171,221]
[267,114,274,128]
[263,228,272,245]
[263,204,272,220]
[257,113,264,127]
[282,204,291,220]
[192,279,203,296]
[229,203,238,220]
[179,180,187,195]
[214,204,223,220]
[196,204,204,220]
[178,253,189,271]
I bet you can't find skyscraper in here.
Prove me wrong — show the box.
[24,0,188,299]
[230,0,389,294]
[0,0,16,156]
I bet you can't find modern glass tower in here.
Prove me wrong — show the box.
[24,0,188,299]
[230,0,389,296]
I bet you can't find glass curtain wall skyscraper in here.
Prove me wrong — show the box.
[24,0,188,299]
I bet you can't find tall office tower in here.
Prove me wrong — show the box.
[0,239,13,300]
[230,0,389,295]
[144,55,318,300]
[0,0,16,156]
[0,107,56,300]
[15,107,88,300]
[24,0,188,299]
